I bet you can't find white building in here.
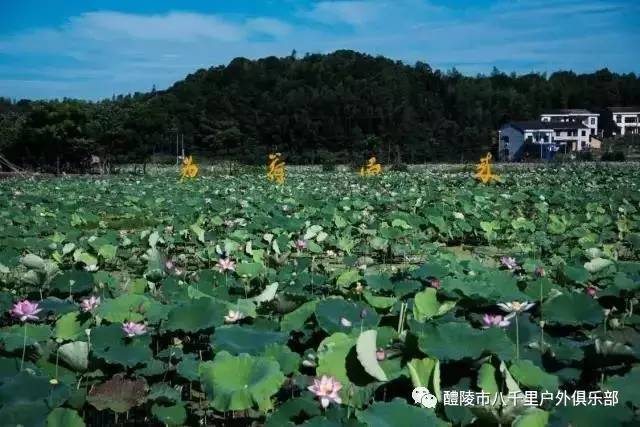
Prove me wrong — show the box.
[540,109,599,136]
[499,121,591,161]
[610,107,640,136]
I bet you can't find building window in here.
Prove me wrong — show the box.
[615,115,620,123]
[581,130,587,136]
[590,117,595,125]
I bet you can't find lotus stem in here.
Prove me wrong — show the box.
[20,323,27,371]
[515,314,520,360]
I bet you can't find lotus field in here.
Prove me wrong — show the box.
[1,164,640,427]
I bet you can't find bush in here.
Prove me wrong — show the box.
[322,163,337,172]
[390,163,409,172]
[576,151,593,161]
[601,151,625,161]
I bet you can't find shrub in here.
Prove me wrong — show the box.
[601,151,625,162]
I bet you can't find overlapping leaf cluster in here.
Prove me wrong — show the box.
[0,164,639,426]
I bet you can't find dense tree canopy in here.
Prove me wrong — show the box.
[1,50,639,171]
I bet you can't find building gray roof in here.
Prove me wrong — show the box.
[506,121,589,132]
[541,109,596,115]
[609,106,640,113]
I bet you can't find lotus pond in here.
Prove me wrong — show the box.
[1,164,639,426]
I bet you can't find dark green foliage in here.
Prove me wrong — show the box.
[1,51,640,170]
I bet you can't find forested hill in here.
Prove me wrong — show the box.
[2,50,640,170]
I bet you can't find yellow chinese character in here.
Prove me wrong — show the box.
[474,153,500,184]
[180,155,199,181]
[359,156,382,176]
[267,153,286,184]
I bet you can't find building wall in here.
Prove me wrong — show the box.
[540,114,599,136]
[613,113,640,136]
[499,126,524,161]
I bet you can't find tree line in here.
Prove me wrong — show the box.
[1,50,639,172]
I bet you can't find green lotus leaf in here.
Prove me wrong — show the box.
[0,400,49,427]
[509,360,559,392]
[21,253,45,270]
[604,367,640,406]
[46,408,86,427]
[542,293,603,326]
[95,294,161,323]
[148,383,182,403]
[316,332,355,388]
[281,300,318,332]
[164,297,227,332]
[0,324,51,352]
[58,341,89,371]
[212,325,288,355]
[176,354,200,381]
[512,408,549,427]
[91,324,153,367]
[54,312,88,340]
[477,363,499,395]
[356,329,387,381]
[265,396,321,427]
[199,351,285,412]
[50,270,94,295]
[413,321,514,361]
[413,288,455,321]
[584,257,614,273]
[236,262,264,278]
[356,398,449,427]
[336,269,361,287]
[151,403,187,426]
[261,343,301,375]
[407,357,441,401]
[315,299,379,334]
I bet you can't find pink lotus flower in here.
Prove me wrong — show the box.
[122,321,146,337]
[585,286,598,297]
[500,256,519,271]
[308,375,343,408]
[429,278,441,289]
[534,266,545,277]
[482,314,511,328]
[80,296,101,312]
[216,258,236,273]
[376,349,386,361]
[165,259,175,271]
[10,300,42,322]
[294,239,307,250]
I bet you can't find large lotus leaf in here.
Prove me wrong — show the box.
[407,357,441,401]
[0,400,49,427]
[562,265,590,283]
[315,299,379,334]
[549,404,632,426]
[356,398,449,427]
[477,363,499,394]
[509,360,559,392]
[542,293,603,326]
[316,332,355,388]
[336,269,361,287]
[584,257,614,273]
[0,324,51,351]
[363,274,393,291]
[413,288,455,322]
[356,330,387,381]
[176,354,200,381]
[87,374,148,413]
[512,408,549,427]
[46,408,85,427]
[264,396,321,427]
[54,312,88,340]
[58,341,89,371]
[50,270,94,295]
[91,324,153,367]
[0,371,52,405]
[96,293,166,323]
[235,262,264,278]
[603,367,640,406]
[148,383,182,403]
[261,343,301,375]
[281,300,318,331]
[152,403,187,426]
[414,321,514,361]
[412,262,450,280]
[164,297,227,332]
[212,325,287,355]
[199,351,285,412]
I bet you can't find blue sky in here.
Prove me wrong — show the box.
[0,0,638,100]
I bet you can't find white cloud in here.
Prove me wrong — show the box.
[303,1,386,26]
[0,0,637,100]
